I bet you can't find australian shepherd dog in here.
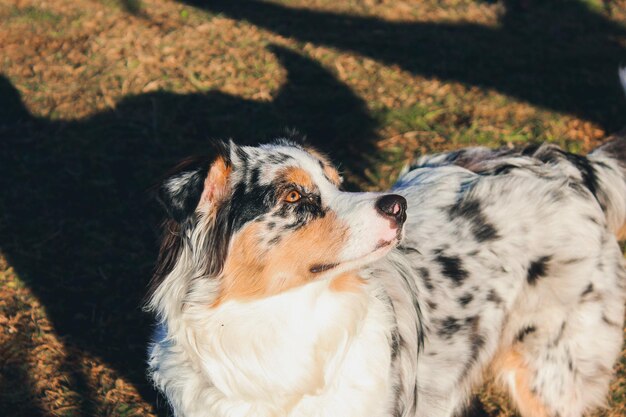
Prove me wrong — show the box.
[146,134,626,417]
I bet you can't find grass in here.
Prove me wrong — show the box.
[8,6,62,23]
[0,0,625,416]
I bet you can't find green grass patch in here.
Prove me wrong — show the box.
[374,104,546,148]
[9,6,62,24]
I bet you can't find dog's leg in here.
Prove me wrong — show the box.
[415,336,501,417]
[491,347,551,417]
[494,317,622,417]
[493,240,625,417]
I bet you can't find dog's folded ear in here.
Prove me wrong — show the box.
[157,143,233,223]
[157,159,210,223]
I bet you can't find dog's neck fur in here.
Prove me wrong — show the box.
[150,258,398,417]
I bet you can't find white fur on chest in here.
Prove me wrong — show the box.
[153,279,394,417]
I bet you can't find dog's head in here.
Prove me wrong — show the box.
[153,140,406,305]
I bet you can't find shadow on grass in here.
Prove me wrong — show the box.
[182,0,626,131]
[0,272,99,417]
[0,45,377,415]
[0,302,48,417]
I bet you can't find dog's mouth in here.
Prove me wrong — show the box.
[309,263,339,274]
[308,236,401,275]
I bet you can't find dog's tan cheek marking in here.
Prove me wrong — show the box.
[212,223,266,307]
[264,212,348,292]
[490,349,550,417]
[213,213,350,306]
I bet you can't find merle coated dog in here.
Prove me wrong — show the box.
[146,128,626,417]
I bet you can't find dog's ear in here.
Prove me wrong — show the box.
[197,155,232,215]
[157,145,233,223]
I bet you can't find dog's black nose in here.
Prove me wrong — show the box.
[376,194,407,226]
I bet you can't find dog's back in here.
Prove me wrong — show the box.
[391,136,626,417]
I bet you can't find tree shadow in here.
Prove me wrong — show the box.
[181,0,626,131]
[0,44,376,414]
[0,307,48,417]
[0,268,98,417]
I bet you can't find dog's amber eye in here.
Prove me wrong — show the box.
[285,190,302,203]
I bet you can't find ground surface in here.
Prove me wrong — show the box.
[1,0,626,416]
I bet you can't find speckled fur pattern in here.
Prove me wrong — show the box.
[395,138,626,417]
[147,136,626,417]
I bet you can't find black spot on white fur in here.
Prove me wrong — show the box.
[527,256,551,285]
[438,317,461,339]
[602,314,620,328]
[435,253,469,286]
[458,293,474,307]
[449,199,499,242]
[458,316,485,382]
[418,267,433,291]
[581,283,594,297]
[515,325,537,343]
[561,152,599,201]
[551,322,567,346]
[486,288,503,305]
